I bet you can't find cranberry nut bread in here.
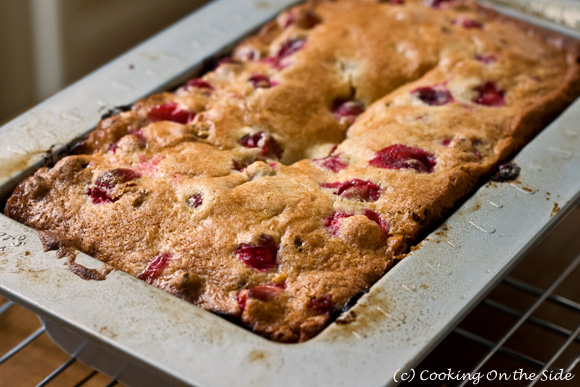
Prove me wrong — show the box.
[5,0,580,342]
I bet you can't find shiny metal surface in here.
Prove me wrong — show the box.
[1,1,580,386]
[488,0,580,31]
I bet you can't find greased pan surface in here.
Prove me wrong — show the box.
[1,1,580,386]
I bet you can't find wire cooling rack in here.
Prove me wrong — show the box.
[0,298,120,386]
[403,205,580,387]
[1,207,579,386]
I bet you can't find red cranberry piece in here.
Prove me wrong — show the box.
[464,20,483,29]
[412,86,453,106]
[87,185,113,204]
[185,78,213,90]
[107,142,119,153]
[362,209,390,236]
[313,146,348,172]
[262,138,283,159]
[474,81,505,107]
[262,38,306,69]
[332,100,365,125]
[87,168,141,204]
[475,53,497,64]
[370,144,436,173]
[187,193,203,208]
[309,294,333,315]
[236,234,278,272]
[325,210,390,237]
[248,74,277,88]
[239,47,260,61]
[453,18,483,29]
[239,132,263,149]
[239,132,282,159]
[324,211,352,235]
[260,57,284,70]
[236,285,284,311]
[135,156,162,175]
[137,253,172,283]
[236,289,249,311]
[441,138,452,147]
[249,285,283,302]
[424,0,454,8]
[147,102,195,124]
[313,154,349,173]
[321,179,381,202]
[277,37,306,59]
[232,158,258,172]
[272,280,286,289]
[108,168,141,184]
[283,12,296,28]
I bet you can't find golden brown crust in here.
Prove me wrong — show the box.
[5,0,580,342]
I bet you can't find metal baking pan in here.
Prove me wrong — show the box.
[487,0,580,31]
[2,0,580,386]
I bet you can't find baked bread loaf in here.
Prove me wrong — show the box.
[6,0,580,342]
